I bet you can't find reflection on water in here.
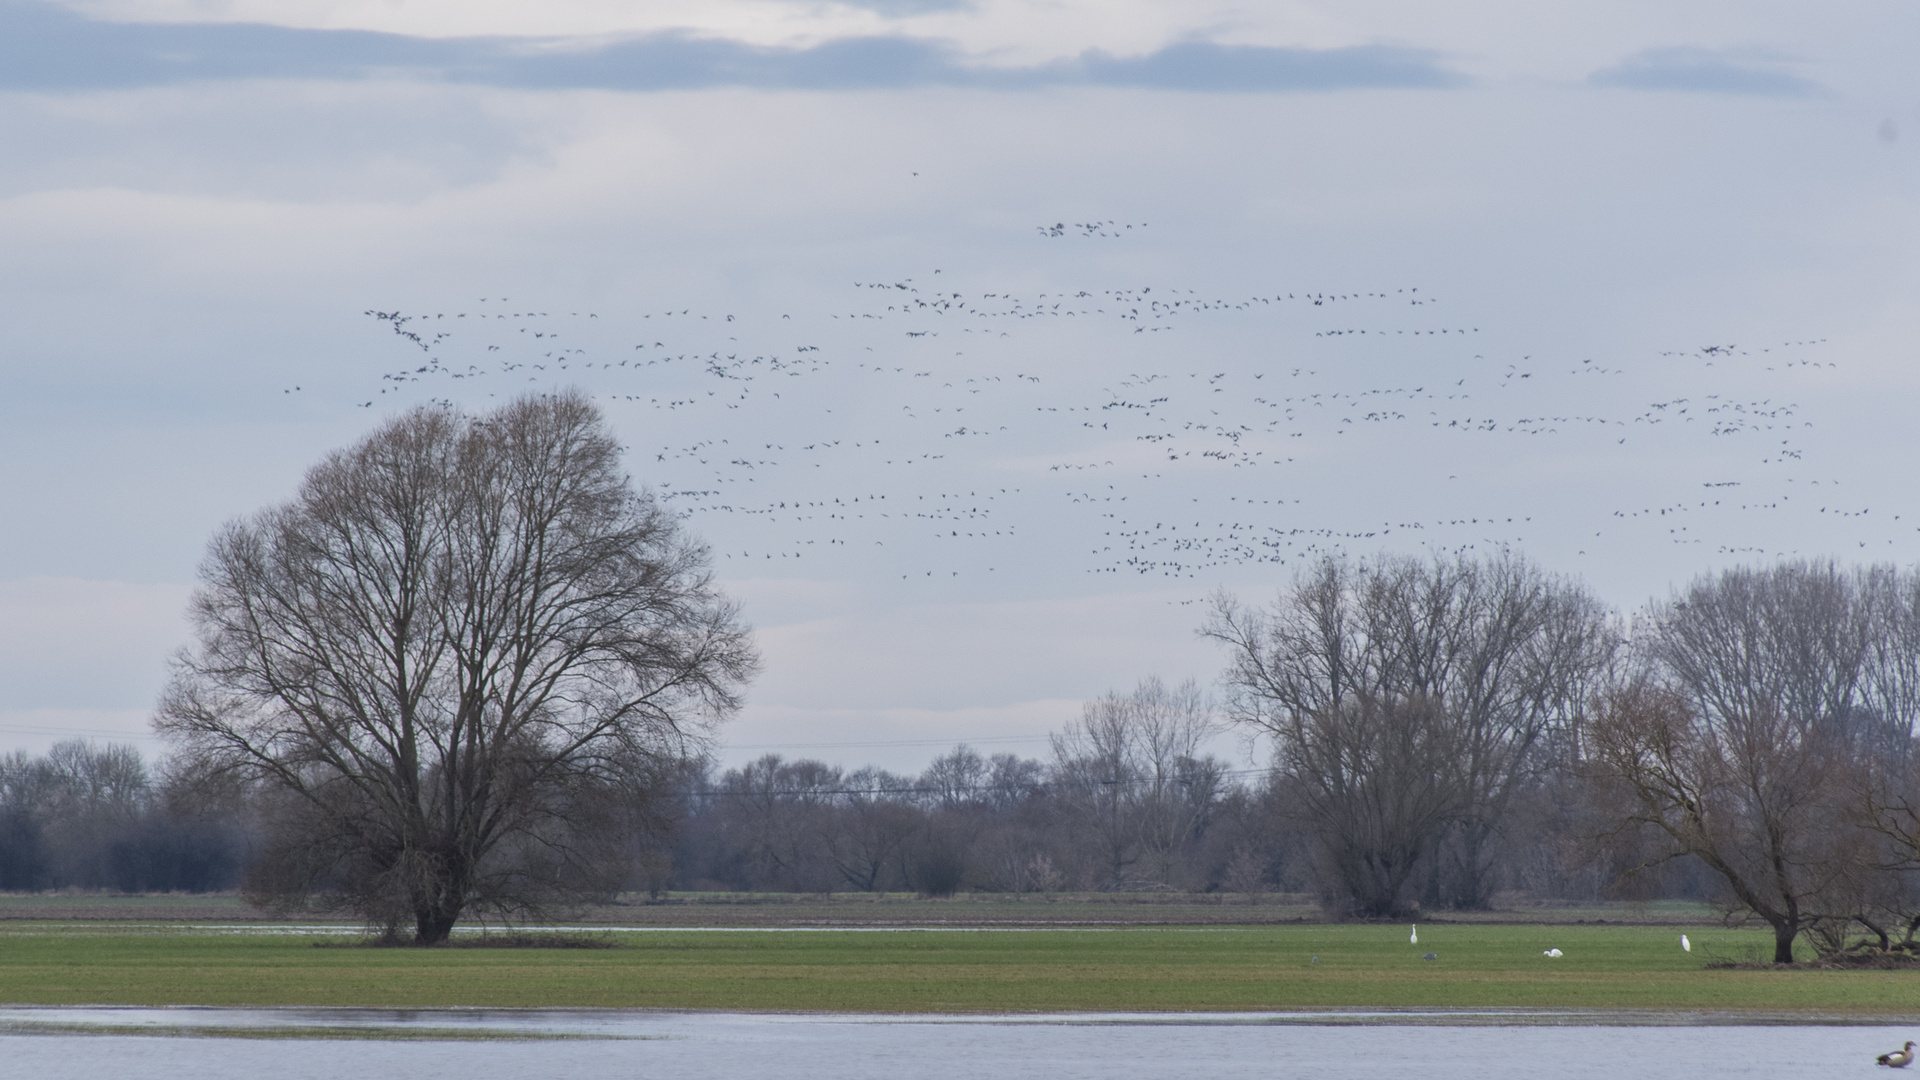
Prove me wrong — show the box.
[0,1008,1913,1079]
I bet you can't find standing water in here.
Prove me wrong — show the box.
[0,1008,1911,1080]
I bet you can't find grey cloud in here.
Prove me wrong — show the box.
[0,1,460,89]
[499,34,979,91]
[0,0,1461,93]
[1588,47,1819,97]
[824,0,973,14]
[1076,42,1461,92]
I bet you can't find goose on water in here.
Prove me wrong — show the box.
[1878,1042,1915,1068]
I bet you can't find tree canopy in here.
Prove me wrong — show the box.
[157,391,758,942]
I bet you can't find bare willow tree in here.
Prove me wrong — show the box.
[1274,692,1459,916]
[1205,551,1614,914]
[1585,681,1862,963]
[1050,677,1221,888]
[1587,561,1920,962]
[156,391,758,943]
[816,766,916,893]
[1849,568,1920,948]
[713,755,844,892]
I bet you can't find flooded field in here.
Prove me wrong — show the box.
[0,1008,1911,1079]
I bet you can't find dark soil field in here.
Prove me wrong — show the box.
[0,891,1721,927]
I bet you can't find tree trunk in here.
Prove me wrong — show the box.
[1337,847,1418,918]
[414,905,460,946]
[1772,922,1798,964]
[411,859,467,945]
[1440,822,1498,910]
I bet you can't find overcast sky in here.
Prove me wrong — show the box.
[2,0,1916,772]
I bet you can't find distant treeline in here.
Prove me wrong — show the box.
[0,681,1707,906]
[0,741,244,892]
[662,679,1715,903]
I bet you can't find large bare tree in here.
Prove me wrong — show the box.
[1205,552,1614,914]
[157,391,758,943]
[1584,679,1864,963]
[1588,561,1920,962]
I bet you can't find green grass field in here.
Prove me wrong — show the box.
[2,923,1917,1014]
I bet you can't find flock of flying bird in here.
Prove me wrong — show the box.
[336,222,1872,586]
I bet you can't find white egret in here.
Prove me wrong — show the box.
[1410,925,1418,945]
[1681,934,1691,953]
[1543,948,1563,958]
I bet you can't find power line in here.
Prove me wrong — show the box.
[0,724,162,740]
